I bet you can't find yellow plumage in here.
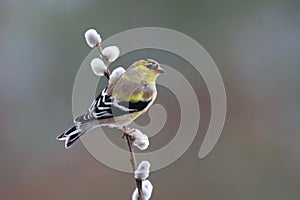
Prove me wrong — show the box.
[58,59,165,148]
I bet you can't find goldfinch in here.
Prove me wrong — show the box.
[57,59,165,148]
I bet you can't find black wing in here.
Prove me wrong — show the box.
[75,88,151,123]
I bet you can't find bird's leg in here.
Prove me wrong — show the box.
[121,126,128,138]
[121,126,134,138]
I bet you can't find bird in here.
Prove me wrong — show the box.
[57,59,165,148]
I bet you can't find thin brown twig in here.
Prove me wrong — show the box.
[124,129,144,200]
[96,44,111,79]
[96,44,110,67]
[125,134,136,168]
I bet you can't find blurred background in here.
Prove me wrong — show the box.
[1,0,300,199]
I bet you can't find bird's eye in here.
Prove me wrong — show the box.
[146,64,157,70]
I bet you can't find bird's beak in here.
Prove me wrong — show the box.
[155,66,165,74]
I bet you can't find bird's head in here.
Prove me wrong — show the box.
[128,59,165,83]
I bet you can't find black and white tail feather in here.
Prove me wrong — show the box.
[57,87,151,148]
[56,126,85,148]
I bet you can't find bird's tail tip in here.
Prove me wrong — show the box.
[57,126,84,149]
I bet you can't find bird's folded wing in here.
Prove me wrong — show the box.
[75,87,151,123]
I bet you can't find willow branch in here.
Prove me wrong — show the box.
[124,130,144,200]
